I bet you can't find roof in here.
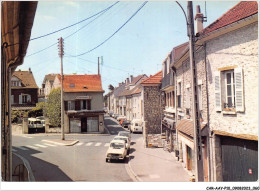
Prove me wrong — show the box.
[12,70,38,88]
[42,74,57,84]
[172,42,189,62]
[130,74,148,85]
[141,71,162,85]
[200,1,258,36]
[176,119,207,138]
[57,74,104,93]
[113,83,126,97]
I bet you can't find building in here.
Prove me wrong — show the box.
[53,74,105,133]
[11,68,38,111]
[141,71,163,135]
[172,1,258,181]
[1,1,37,181]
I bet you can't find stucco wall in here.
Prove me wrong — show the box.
[63,92,104,110]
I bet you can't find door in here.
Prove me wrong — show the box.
[202,137,208,182]
[221,136,258,181]
[70,118,81,133]
[81,118,87,132]
[87,117,99,132]
[186,145,192,171]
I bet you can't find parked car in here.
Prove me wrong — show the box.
[109,111,114,117]
[113,135,130,154]
[113,114,119,119]
[36,116,45,128]
[106,140,127,162]
[28,118,45,133]
[130,119,143,133]
[118,131,131,142]
[117,116,126,122]
[121,120,131,129]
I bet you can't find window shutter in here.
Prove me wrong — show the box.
[19,95,22,104]
[214,71,221,111]
[27,95,31,103]
[80,100,83,110]
[64,101,68,111]
[234,67,244,112]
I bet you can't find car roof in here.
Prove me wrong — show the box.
[118,131,129,134]
[114,136,128,139]
[110,139,125,144]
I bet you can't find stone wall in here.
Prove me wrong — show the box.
[143,86,163,134]
[202,22,258,137]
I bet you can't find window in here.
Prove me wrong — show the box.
[185,87,190,108]
[214,68,244,112]
[20,94,31,104]
[11,81,21,87]
[177,82,182,108]
[68,101,75,110]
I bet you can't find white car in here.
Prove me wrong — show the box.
[106,140,127,162]
[118,131,131,142]
[113,136,130,154]
[130,119,143,133]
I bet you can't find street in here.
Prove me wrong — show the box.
[12,115,137,182]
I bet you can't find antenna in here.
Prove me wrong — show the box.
[203,1,207,22]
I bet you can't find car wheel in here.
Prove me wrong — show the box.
[106,158,108,163]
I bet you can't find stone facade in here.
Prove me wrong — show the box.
[143,86,164,134]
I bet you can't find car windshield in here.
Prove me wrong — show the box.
[110,143,124,149]
[114,137,127,143]
[34,121,41,124]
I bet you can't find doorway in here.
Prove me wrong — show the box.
[81,118,87,132]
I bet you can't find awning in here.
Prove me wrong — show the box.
[176,119,207,138]
[213,130,258,141]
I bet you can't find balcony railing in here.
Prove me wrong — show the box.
[161,73,173,89]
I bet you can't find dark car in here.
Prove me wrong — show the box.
[121,120,131,128]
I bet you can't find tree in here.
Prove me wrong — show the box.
[46,88,61,127]
[108,84,114,91]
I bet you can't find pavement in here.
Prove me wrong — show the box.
[127,136,191,182]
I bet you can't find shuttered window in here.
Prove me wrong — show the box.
[214,68,244,112]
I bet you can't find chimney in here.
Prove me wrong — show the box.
[195,5,204,34]
[130,75,133,83]
[127,78,130,84]
[29,68,32,73]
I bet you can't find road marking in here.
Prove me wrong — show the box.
[23,136,33,139]
[12,149,17,152]
[149,174,160,179]
[26,145,38,149]
[104,143,110,147]
[19,147,29,151]
[76,142,83,146]
[43,143,57,147]
[35,144,47,148]
[86,142,93,146]
[95,142,101,146]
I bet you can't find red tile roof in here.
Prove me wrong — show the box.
[176,119,206,138]
[200,1,258,36]
[12,70,38,89]
[141,71,162,84]
[58,74,104,93]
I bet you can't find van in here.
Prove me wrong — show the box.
[28,118,45,133]
[130,119,143,133]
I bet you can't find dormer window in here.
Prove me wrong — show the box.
[83,85,87,89]
[70,83,75,88]
[11,81,21,87]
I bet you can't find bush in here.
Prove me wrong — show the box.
[46,88,61,127]
[11,110,28,123]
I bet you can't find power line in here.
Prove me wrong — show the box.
[26,2,119,58]
[66,1,148,57]
[5,1,119,48]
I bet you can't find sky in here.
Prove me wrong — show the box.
[17,1,239,94]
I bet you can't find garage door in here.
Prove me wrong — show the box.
[87,117,98,132]
[70,118,81,133]
[221,136,258,181]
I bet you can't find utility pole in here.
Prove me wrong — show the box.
[58,37,65,140]
[187,1,204,181]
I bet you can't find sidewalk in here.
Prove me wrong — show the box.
[128,136,191,182]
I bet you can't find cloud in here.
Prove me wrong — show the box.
[64,1,80,8]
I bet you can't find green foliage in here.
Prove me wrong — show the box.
[46,88,61,127]
[11,110,28,123]
[36,102,47,117]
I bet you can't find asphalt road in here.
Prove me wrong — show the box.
[12,115,141,182]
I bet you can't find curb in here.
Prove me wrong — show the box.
[13,152,35,181]
[126,155,142,182]
[42,139,79,146]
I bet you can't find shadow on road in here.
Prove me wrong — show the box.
[12,146,72,181]
[104,117,128,135]
[130,142,136,146]
[129,148,136,155]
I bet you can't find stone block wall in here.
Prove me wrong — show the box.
[143,86,163,134]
